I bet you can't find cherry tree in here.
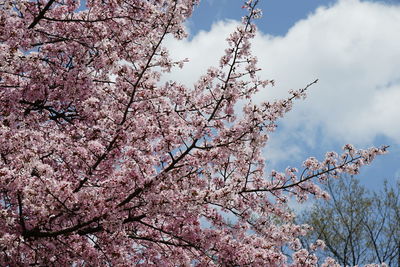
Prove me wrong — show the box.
[0,0,387,265]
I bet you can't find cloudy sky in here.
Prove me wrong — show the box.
[165,0,400,190]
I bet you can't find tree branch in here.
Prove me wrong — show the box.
[28,0,56,29]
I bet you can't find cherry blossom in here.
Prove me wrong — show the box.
[0,0,388,265]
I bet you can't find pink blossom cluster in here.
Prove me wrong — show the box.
[0,0,387,266]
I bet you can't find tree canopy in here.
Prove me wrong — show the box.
[0,0,388,265]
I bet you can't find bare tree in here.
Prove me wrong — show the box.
[298,176,400,266]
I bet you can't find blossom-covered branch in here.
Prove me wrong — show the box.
[0,0,388,266]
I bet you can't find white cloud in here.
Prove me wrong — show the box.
[163,20,236,85]
[251,0,400,146]
[164,0,400,163]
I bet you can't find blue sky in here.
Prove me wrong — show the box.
[189,0,336,36]
[188,0,400,36]
[165,0,400,191]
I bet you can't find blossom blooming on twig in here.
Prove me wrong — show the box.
[0,0,388,266]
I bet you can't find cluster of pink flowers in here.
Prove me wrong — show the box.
[0,0,387,265]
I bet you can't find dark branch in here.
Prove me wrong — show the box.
[73,133,120,193]
[123,214,146,224]
[77,225,104,236]
[17,194,27,233]
[20,99,79,124]
[28,0,56,29]
[22,216,102,239]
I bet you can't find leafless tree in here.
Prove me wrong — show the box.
[298,176,400,266]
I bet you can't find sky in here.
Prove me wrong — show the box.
[164,0,400,191]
